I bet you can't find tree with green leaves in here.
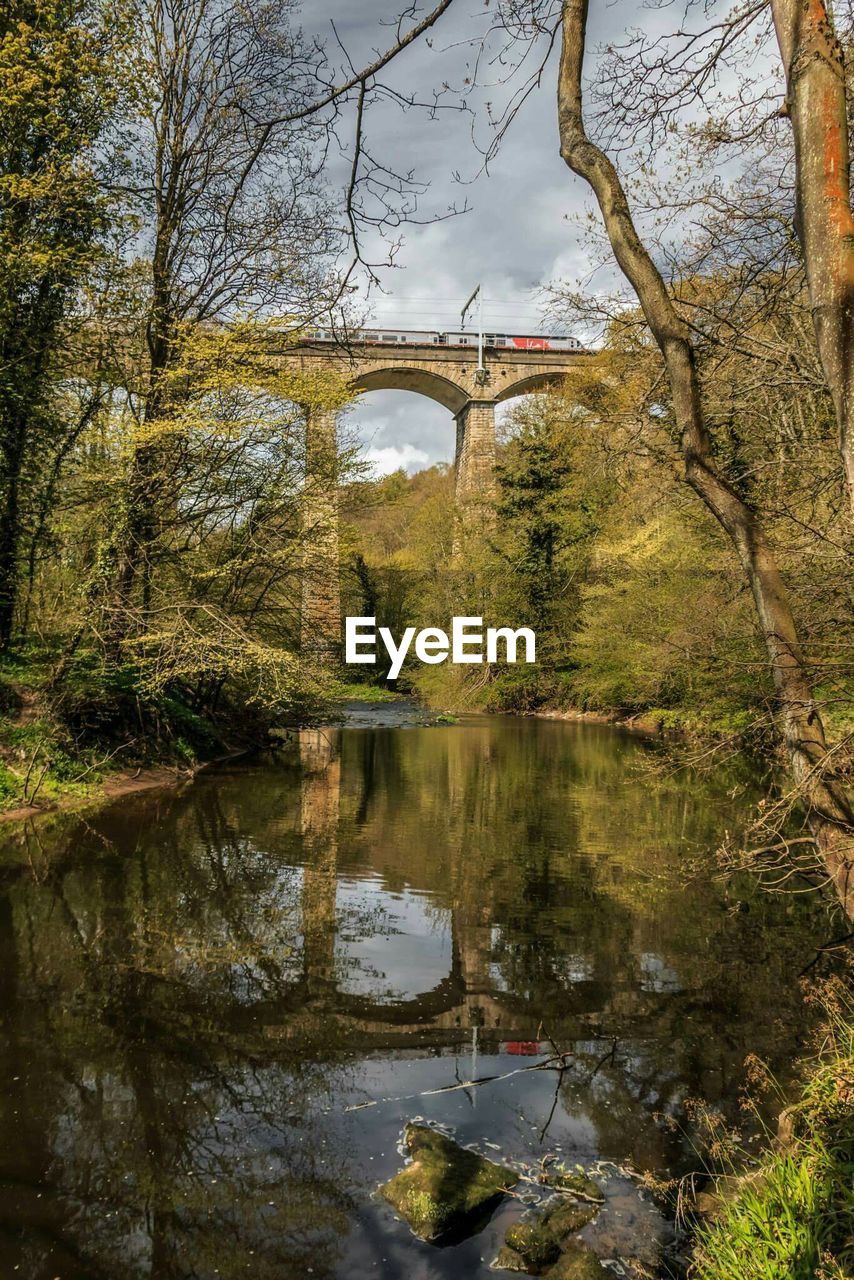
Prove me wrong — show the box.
[0,0,119,648]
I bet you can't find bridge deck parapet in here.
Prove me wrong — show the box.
[284,339,595,412]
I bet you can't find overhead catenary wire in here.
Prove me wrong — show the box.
[342,297,569,332]
[318,292,576,337]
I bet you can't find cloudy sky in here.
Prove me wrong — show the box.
[295,0,784,475]
[298,0,620,475]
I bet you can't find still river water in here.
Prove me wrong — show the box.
[0,709,834,1279]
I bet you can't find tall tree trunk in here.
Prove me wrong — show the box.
[110,300,175,635]
[0,281,63,651]
[0,433,23,649]
[557,0,854,917]
[770,0,854,510]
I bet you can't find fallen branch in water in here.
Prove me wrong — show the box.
[343,1050,573,1113]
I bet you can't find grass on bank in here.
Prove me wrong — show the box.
[691,984,853,1280]
[0,643,228,811]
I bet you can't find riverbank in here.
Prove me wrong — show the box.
[0,755,244,824]
[689,979,853,1280]
[534,706,665,736]
[0,683,420,824]
[0,693,251,821]
[0,651,410,822]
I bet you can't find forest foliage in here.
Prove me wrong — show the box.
[343,290,851,749]
[0,0,358,807]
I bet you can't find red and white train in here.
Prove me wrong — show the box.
[308,327,584,351]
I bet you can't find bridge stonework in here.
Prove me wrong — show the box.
[286,339,591,663]
[454,399,497,506]
[300,406,341,665]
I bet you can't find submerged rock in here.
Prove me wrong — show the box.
[543,1198,599,1238]
[540,1168,604,1202]
[504,1220,562,1269]
[545,1240,610,1278]
[380,1124,517,1241]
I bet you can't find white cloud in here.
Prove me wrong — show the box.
[350,390,456,472]
[363,443,431,477]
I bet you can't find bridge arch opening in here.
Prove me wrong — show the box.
[496,370,569,402]
[351,364,470,413]
[349,388,458,477]
[347,386,555,482]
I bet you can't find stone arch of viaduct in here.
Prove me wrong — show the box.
[289,338,591,505]
[286,338,593,661]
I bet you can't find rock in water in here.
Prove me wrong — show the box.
[545,1241,610,1278]
[543,1198,599,1239]
[379,1124,518,1241]
[504,1220,562,1269]
[540,1169,604,1202]
[493,1198,601,1274]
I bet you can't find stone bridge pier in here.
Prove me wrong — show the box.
[301,406,341,666]
[454,399,497,508]
[287,338,592,663]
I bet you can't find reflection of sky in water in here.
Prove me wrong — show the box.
[335,875,453,1001]
[639,952,682,994]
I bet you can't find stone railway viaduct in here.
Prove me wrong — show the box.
[283,337,594,660]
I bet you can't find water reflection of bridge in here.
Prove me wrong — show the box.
[249,728,677,1056]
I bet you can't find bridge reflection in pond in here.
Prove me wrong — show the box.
[0,715,831,1280]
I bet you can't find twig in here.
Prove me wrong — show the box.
[343,1052,568,1113]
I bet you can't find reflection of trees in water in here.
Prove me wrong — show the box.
[0,720,830,1275]
[0,771,356,1279]
[332,720,827,1153]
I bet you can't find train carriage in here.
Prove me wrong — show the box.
[308,327,584,351]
